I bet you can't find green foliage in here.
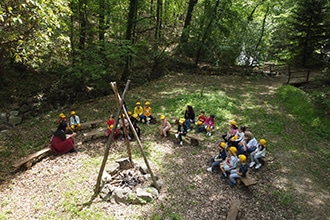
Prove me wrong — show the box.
[273,189,295,206]
[0,0,71,67]
[276,85,330,139]
[286,0,328,66]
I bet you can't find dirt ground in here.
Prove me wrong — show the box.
[0,71,329,220]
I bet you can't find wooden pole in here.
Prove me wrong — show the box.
[94,80,131,195]
[111,82,133,163]
[114,92,160,191]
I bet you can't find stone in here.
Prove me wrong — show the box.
[0,113,7,122]
[112,187,132,204]
[9,111,19,116]
[136,187,154,202]
[102,171,112,183]
[8,115,22,126]
[116,157,133,170]
[106,163,120,175]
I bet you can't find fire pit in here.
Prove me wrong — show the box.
[100,158,162,204]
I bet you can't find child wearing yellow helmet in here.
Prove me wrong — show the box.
[159,115,171,138]
[143,101,153,125]
[222,120,238,142]
[250,138,267,169]
[220,147,239,179]
[228,154,249,187]
[206,142,227,173]
[129,113,141,139]
[134,102,144,122]
[176,118,187,146]
[69,111,81,131]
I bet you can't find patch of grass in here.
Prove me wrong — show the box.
[273,189,295,206]
[276,85,330,140]
[151,209,183,220]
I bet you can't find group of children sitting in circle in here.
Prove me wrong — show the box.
[207,120,267,187]
[50,103,267,188]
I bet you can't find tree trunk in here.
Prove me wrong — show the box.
[121,0,138,82]
[195,0,220,65]
[99,0,105,41]
[180,0,198,44]
[79,0,87,50]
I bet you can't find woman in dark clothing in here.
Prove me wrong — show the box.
[184,105,195,132]
[50,121,77,154]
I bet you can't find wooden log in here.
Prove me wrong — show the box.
[238,175,257,187]
[13,147,51,170]
[226,198,240,220]
[80,120,104,130]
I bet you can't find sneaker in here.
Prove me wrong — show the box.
[175,134,179,138]
[180,141,183,146]
[228,181,235,188]
[220,174,227,179]
[187,129,191,132]
[207,167,213,172]
[249,161,256,168]
[255,163,262,169]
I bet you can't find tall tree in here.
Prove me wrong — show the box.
[180,0,198,44]
[288,0,328,66]
[121,0,139,82]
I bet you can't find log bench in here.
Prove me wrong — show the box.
[80,120,104,130]
[168,129,204,146]
[237,172,257,187]
[82,127,107,140]
[12,147,52,170]
[226,198,241,220]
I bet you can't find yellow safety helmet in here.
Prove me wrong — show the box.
[160,115,165,120]
[110,125,114,129]
[231,135,238,141]
[219,142,226,149]
[179,118,185,124]
[136,102,141,105]
[230,120,237,126]
[71,111,76,115]
[197,120,203,125]
[145,101,150,105]
[229,147,237,156]
[259,139,267,146]
[133,113,138,119]
[128,111,132,116]
[59,113,66,118]
[239,154,246,162]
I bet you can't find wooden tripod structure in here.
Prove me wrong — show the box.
[94,80,160,195]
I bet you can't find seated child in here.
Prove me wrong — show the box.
[107,124,119,140]
[184,105,195,132]
[58,113,67,124]
[175,118,187,146]
[228,154,249,187]
[134,102,144,122]
[69,111,81,131]
[119,114,131,140]
[143,101,153,125]
[159,115,171,138]
[237,131,258,156]
[222,120,238,142]
[220,147,239,179]
[205,114,215,136]
[130,113,141,139]
[227,125,246,148]
[207,142,227,173]
[250,138,267,169]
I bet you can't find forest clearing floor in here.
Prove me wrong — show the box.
[0,70,329,220]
